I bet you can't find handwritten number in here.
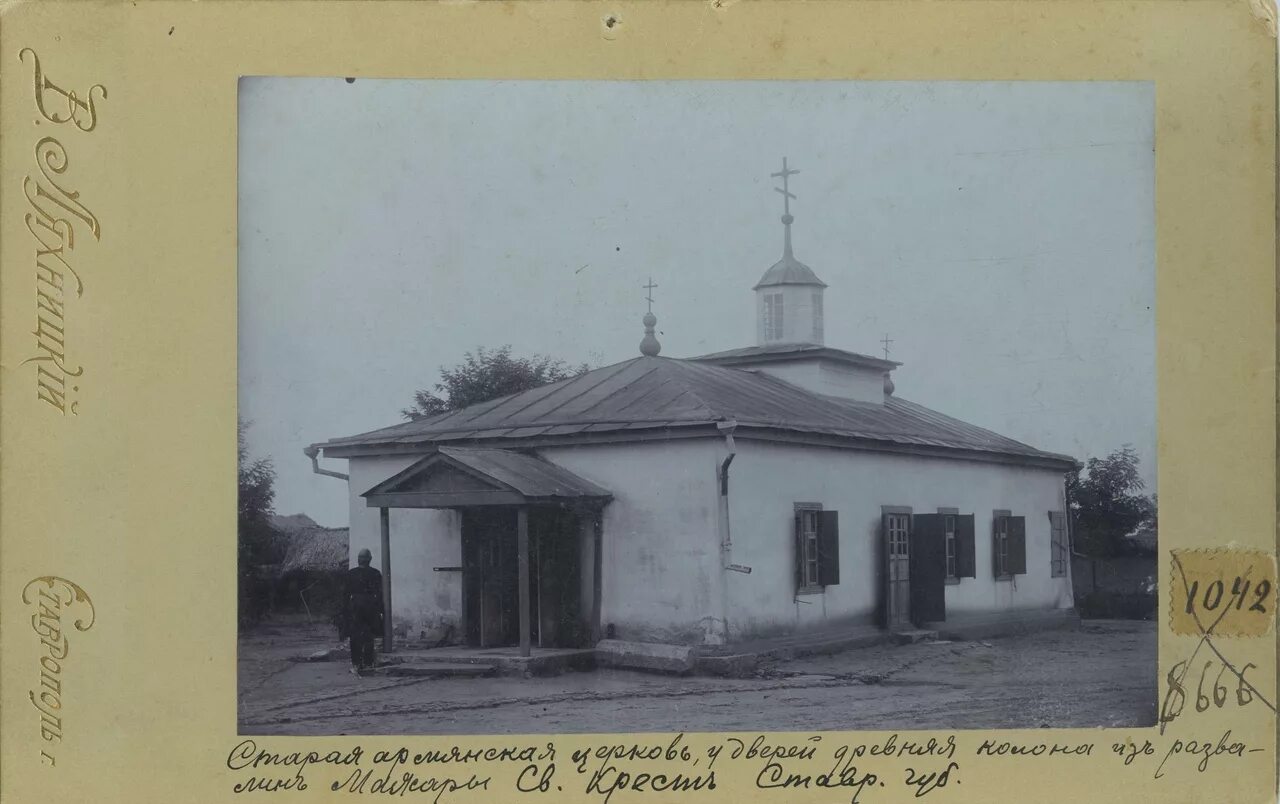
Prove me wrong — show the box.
[1212,663,1229,707]
[1203,580,1224,611]
[1195,661,1212,712]
[1249,580,1271,613]
[1236,663,1256,706]
[1186,576,1270,615]
[1160,661,1187,725]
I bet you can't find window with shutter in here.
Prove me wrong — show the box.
[993,510,1011,578]
[794,503,823,591]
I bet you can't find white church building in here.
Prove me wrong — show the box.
[310,161,1078,656]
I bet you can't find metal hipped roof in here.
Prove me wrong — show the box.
[322,355,1075,469]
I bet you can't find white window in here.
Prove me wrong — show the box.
[764,293,784,340]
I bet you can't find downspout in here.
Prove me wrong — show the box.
[708,420,748,647]
[717,420,738,551]
[304,445,348,481]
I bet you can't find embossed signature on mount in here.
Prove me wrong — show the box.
[16,48,105,418]
[22,576,96,767]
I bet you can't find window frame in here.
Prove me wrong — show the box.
[811,290,824,342]
[993,509,1012,580]
[938,507,960,584]
[794,502,824,594]
[764,292,785,341]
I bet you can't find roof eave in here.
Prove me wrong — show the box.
[692,348,899,372]
[752,279,830,291]
[317,422,727,458]
[731,424,1078,471]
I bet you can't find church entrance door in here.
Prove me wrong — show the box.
[461,507,584,649]
[462,509,519,647]
[883,510,912,629]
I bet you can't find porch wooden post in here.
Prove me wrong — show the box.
[517,506,531,657]
[380,507,394,653]
[592,511,603,643]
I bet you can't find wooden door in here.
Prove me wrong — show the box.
[529,507,583,648]
[909,514,947,625]
[462,509,518,647]
[883,511,912,629]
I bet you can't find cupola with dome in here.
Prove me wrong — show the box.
[753,157,827,346]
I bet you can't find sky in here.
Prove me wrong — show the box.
[239,79,1155,527]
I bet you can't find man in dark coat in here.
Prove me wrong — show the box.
[342,548,384,675]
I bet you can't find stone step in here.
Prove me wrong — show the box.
[374,662,497,678]
[890,629,938,645]
[595,639,696,675]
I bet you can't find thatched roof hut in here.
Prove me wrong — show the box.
[269,514,348,574]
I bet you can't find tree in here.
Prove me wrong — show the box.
[402,345,591,420]
[238,420,283,624]
[1066,445,1155,558]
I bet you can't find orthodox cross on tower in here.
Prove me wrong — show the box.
[881,333,894,360]
[639,276,661,357]
[643,277,658,313]
[771,157,800,258]
[772,157,799,217]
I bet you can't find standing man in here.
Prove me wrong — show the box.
[342,548,384,675]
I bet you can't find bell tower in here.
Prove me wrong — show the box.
[754,157,827,346]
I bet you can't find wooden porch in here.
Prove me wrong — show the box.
[361,446,612,658]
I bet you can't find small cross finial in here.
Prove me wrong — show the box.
[771,157,800,217]
[881,333,894,360]
[643,277,658,313]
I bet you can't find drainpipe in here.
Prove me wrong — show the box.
[706,420,745,647]
[717,420,737,550]
[304,445,348,481]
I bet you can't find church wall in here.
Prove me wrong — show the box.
[750,358,885,403]
[346,454,463,642]
[539,438,723,645]
[723,440,1074,641]
[344,439,725,647]
[342,437,1071,648]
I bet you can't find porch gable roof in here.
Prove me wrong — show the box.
[361,447,612,509]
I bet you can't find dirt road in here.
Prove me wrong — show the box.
[238,620,1155,735]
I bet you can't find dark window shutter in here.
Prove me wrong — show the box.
[1050,511,1066,547]
[992,517,1003,577]
[817,510,840,586]
[877,512,891,628]
[794,509,804,590]
[1008,516,1027,575]
[956,514,976,578]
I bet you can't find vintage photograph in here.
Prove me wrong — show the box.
[236,79,1156,735]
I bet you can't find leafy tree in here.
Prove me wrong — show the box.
[238,420,283,624]
[402,345,591,420]
[1066,445,1155,558]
